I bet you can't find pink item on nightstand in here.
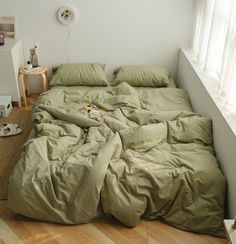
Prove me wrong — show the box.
[0,32,5,46]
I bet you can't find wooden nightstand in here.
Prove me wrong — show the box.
[19,66,49,106]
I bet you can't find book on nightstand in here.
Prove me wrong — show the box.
[21,66,44,73]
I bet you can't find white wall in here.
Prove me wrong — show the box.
[0,0,195,92]
[177,49,236,218]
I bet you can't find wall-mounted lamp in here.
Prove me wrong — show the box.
[57,6,77,25]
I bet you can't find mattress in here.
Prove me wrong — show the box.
[7,82,226,237]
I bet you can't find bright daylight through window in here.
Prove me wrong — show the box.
[193,0,236,113]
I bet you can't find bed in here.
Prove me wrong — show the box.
[7,64,226,237]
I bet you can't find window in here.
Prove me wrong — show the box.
[193,0,236,113]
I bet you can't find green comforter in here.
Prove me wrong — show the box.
[8,83,226,236]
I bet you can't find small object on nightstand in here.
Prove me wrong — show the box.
[25,60,32,70]
[30,45,39,68]
[0,32,5,46]
[19,66,49,106]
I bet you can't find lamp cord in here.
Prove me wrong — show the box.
[67,24,71,63]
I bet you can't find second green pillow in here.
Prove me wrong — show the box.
[113,65,170,87]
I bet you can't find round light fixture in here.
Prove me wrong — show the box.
[57,6,77,25]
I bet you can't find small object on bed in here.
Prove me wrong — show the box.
[50,63,109,87]
[112,65,170,87]
[80,104,106,118]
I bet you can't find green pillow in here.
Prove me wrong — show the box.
[112,65,170,87]
[50,63,109,87]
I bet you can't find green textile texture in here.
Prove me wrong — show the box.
[112,65,170,87]
[8,83,226,237]
[50,63,109,87]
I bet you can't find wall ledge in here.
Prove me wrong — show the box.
[180,48,236,137]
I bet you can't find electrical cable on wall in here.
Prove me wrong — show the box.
[57,6,77,63]
[67,24,71,63]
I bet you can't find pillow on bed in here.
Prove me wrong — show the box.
[50,63,109,87]
[112,65,170,87]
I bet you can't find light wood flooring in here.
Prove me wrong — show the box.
[0,97,34,200]
[0,97,228,243]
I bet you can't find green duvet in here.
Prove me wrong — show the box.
[8,82,226,237]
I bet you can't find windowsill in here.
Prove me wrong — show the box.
[181,48,236,136]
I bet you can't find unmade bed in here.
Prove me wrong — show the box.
[7,64,226,237]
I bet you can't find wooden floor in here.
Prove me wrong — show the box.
[0,97,34,200]
[0,97,228,244]
[0,201,227,244]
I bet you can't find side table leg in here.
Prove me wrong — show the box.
[41,72,47,92]
[45,70,49,90]
[25,75,31,97]
[19,74,27,106]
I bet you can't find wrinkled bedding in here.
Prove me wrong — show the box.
[8,82,226,236]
